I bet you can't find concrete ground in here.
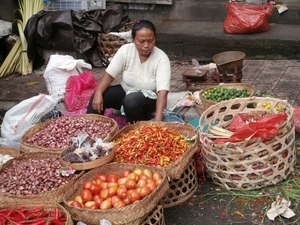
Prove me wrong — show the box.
[1,59,300,224]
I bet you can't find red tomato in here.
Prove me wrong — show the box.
[117,185,128,199]
[117,177,128,186]
[74,195,83,204]
[108,182,118,188]
[138,174,149,181]
[92,194,104,208]
[100,199,112,210]
[125,179,137,190]
[107,173,119,183]
[96,174,108,182]
[83,181,93,190]
[156,178,163,186]
[114,200,126,209]
[152,172,163,181]
[70,200,82,208]
[146,180,157,192]
[100,188,110,200]
[90,184,101,195]
[138,186,152,198]
[133,168,143,176]
[94,179,104,186]
[108,185,118,197]
[143,169,153,179]
[81,189,93,203]
[84,201,97,209]
[111,195,122,207]
[136,179,147,188]
[127,172,138,182]
[128,189,141,203]
[100,182,108,190]
[122,196,131,205]
[120,169,131,178]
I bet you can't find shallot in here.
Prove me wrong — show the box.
[0,157,75,195]
[25,116,114,148]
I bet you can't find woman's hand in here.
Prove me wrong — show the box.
[92,90,104,113]
[92,72,115,114]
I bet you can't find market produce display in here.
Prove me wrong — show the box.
[113,124,193,167]
[24,116,116,149]
[0,157,76,196]
[67,168,162,210]
[0,205,68,225]
[202,86,251,102]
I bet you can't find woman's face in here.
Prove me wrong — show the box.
[133,28,156,57]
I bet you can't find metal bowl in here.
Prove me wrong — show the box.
[212,51,246,74]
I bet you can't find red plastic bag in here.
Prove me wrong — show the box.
[64,71,98,112]
[214,112,287,144]
[223,2,273,34]
[294,106,300,133]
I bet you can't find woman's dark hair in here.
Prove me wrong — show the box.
[131,20,156,39]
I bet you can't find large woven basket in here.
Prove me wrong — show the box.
[160,158,198,208]
[199,96,296,190]
[196,83,255,116]
[0,202,73,225]
[63,162,169,225]
[0,152,84,204]
[0,147,20,157]
[98,33,128,66]
[20,114,118,154]
[111,121,199,180]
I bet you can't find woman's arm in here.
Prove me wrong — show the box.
[154,90,168,121]
[92,72,114,113]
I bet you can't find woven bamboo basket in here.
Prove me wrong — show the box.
[0,152,84,204]
[0,147,20,157]
[140,204,165,225]
[0,202,73,225]
[20,114,118,154]
[196,83,255,116]
[98,33,128,66]
[111,121,199,180]
[160,158,198,208]
[63,162,169,225]
[199,96,296,190]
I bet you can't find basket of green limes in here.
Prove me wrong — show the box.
[196,83,255,115]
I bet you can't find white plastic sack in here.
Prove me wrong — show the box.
[0,94,57,149]
[43,54,92,101]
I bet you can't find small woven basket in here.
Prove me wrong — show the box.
[20,114,118,154]
[111,121,199,180]
[0,202,73,225]
[63,162,169,225]
[0,152,84,204]
[160,158,198,208]
[98,33,128,66]
[199,96,296,190]
[196,83,255,116]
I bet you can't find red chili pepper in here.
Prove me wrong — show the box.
[54,207,59,220]
[49,219,64,225]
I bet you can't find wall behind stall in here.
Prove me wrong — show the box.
[0,0,18,22]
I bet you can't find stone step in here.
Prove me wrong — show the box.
[155,20,300,61]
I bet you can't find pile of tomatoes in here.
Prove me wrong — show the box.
[67,168,163,210]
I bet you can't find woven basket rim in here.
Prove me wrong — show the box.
[199,83,255,105]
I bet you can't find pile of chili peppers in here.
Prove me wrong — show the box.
[0,206,67,225]
[113,124,192,167]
